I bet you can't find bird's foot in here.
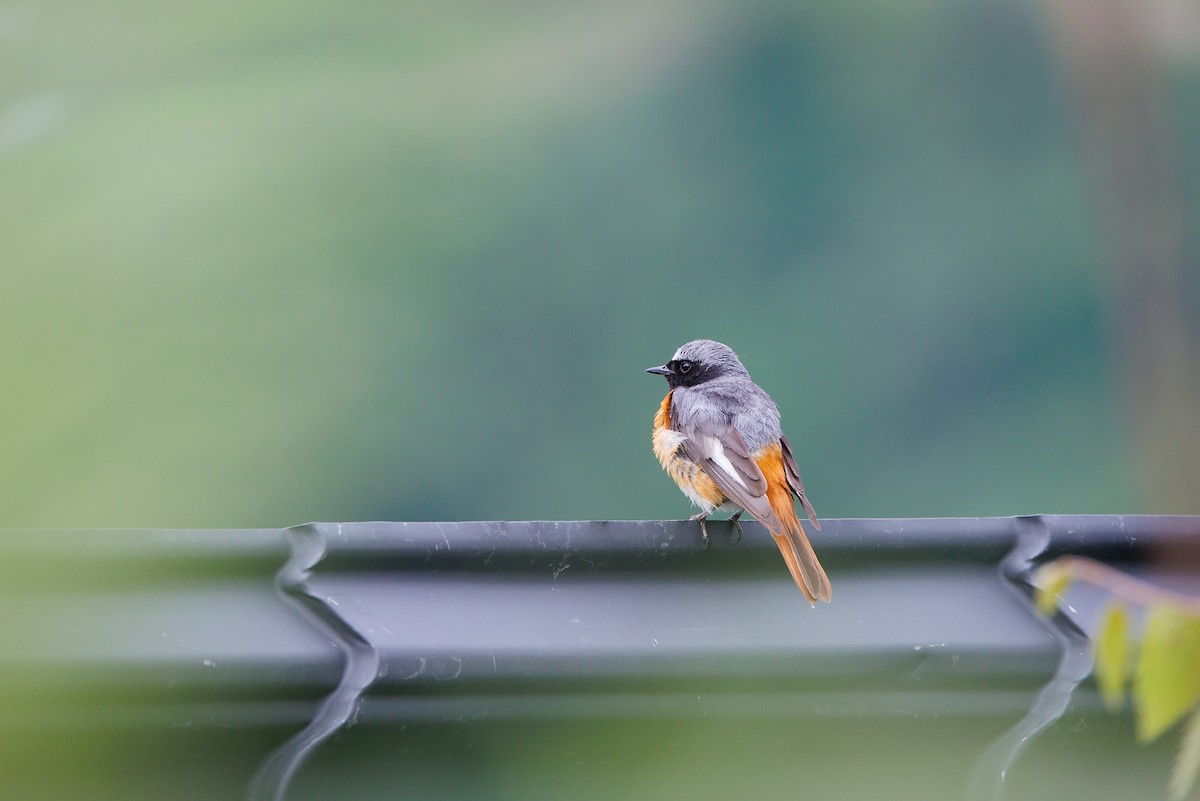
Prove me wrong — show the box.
[688,512,710,550]
[729,512,744,545]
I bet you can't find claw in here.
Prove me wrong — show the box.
[729,512,743,545]
[688,512,710,550]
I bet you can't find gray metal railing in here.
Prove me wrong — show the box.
[1,516,1195,801]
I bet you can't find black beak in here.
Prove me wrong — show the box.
[645,364,671,376]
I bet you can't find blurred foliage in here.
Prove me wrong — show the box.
[0,0,1196,528]
[1036,557,1200,799]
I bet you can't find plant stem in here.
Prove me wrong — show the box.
[1055,556,1200,615]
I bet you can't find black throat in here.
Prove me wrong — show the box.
[664,359,722,389]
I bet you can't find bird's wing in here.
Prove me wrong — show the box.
[679,414,781,529]
[780,434,820,530]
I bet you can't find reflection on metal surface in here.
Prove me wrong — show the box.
[248,525,381,801]
[969,517,1094,801]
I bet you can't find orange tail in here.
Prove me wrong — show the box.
[770,523,832,604]
[758,444,832,603]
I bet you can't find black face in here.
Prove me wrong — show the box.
[645,358,710,388]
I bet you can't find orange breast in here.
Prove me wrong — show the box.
[652,391,725,509]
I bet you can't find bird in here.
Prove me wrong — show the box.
[646,339,831,603]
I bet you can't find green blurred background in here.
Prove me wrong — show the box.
[3,0,1198,529]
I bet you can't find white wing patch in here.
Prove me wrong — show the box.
[704,436,749,492]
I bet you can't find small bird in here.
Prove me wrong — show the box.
[646,339,831,603]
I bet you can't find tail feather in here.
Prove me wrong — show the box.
[771,531,818,604]
[771,521,831,603]
[756,442,832,603]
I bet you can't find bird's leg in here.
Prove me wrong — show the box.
[729,511,744,545]
[688,511,710,550]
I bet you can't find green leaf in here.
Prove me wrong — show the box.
[1094,602,1131,711]
[1170,707,1200,800]
[1033,561,1072,617]
[1134,605,1200,743]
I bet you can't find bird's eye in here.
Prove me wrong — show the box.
[678,360,693,374]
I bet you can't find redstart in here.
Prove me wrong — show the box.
[647,339,831,603]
